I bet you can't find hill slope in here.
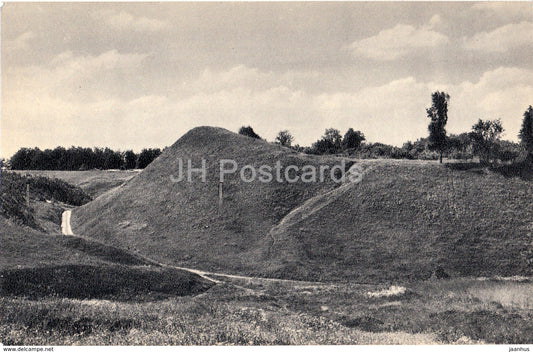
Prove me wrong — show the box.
[73,127,533,282]
[1,219,213,300]
[261,160,533,281]
[73,127,342,274]
[13,170,139,198]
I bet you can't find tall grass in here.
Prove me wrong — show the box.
[2,278,531,345]
[0,295,438,345]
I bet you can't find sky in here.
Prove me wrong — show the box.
[1,2,532,158]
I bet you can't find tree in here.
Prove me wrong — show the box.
[342,128,365,151]
[469,119,504,164]
[10,148,33,170]
[103,148,122,170]
[497,140,521,163]
[238,126,261,139]
[124,150,137,169]
[519,105,533,160]
[448,133,473,160]
[137,148,161,169]
[310,128,342,154]
[426,91,450,163]
[275,130,294,147]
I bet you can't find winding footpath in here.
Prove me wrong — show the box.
[61,210,323,286]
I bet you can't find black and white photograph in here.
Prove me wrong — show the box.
[1,1,532,348]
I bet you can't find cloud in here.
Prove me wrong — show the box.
[100,10,171,32]
[7,50,148,104]
[183,65,322,95]
[3,61,532,158]
[348,19,449,61]
[463,21,533,52]
[471,2,533,21]
[427,14,442,29]
[3,31,35,52]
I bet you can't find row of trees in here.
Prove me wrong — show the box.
[5,101,531,170]
[238,100,532,164]
[8,146,162,170]
[239,125,365,154]
[426,92,533,164]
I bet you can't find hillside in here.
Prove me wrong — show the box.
[0,219,213,300]
[262,159,533,281]
[73,127,342,274]
[12,170,140,198]
[1,171,92,229]
[73,127,533,282]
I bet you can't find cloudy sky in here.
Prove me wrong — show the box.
[2,2,532,157]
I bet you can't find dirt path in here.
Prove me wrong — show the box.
[61,210,74,235]
[61,210,323,286]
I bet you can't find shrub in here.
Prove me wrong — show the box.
[238,126,261,139]
[0,171,92,227]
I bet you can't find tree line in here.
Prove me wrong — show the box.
[4,96,532,170]
[239,97,533,164]
[7,146,161,170]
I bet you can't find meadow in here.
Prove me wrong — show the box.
[2,276,532,345]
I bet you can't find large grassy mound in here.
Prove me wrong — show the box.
[73,126,342,274]
[73,127,533,282]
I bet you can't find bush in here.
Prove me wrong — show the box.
[137,149,162,169]
[238,126,261,139]
[0,171,92,227]
[0,172,37,227]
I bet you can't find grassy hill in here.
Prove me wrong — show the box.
[261,159,533,281]
[1,171,92,229]
[73,127,342,274]
[1,167,213,301]
[72,127,533,283]
[12,170,140,198]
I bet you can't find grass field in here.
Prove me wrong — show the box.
[2,275,531,345]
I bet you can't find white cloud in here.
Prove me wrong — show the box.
[348,20,449,61]
[463,21,533,52]
[183,65,321,95]
[3,31,34,52]
[426,67,533,141]
[427,14,442,29]
[471,2,533,21]
[100,10,171,32]
[3,61,532,158]
[7,50,147,104]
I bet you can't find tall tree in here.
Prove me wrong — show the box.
[426,91,450,163]
[519,105,533,161]
[342,128,366,150]
[469,119,504,164]
[275,130,294,147]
